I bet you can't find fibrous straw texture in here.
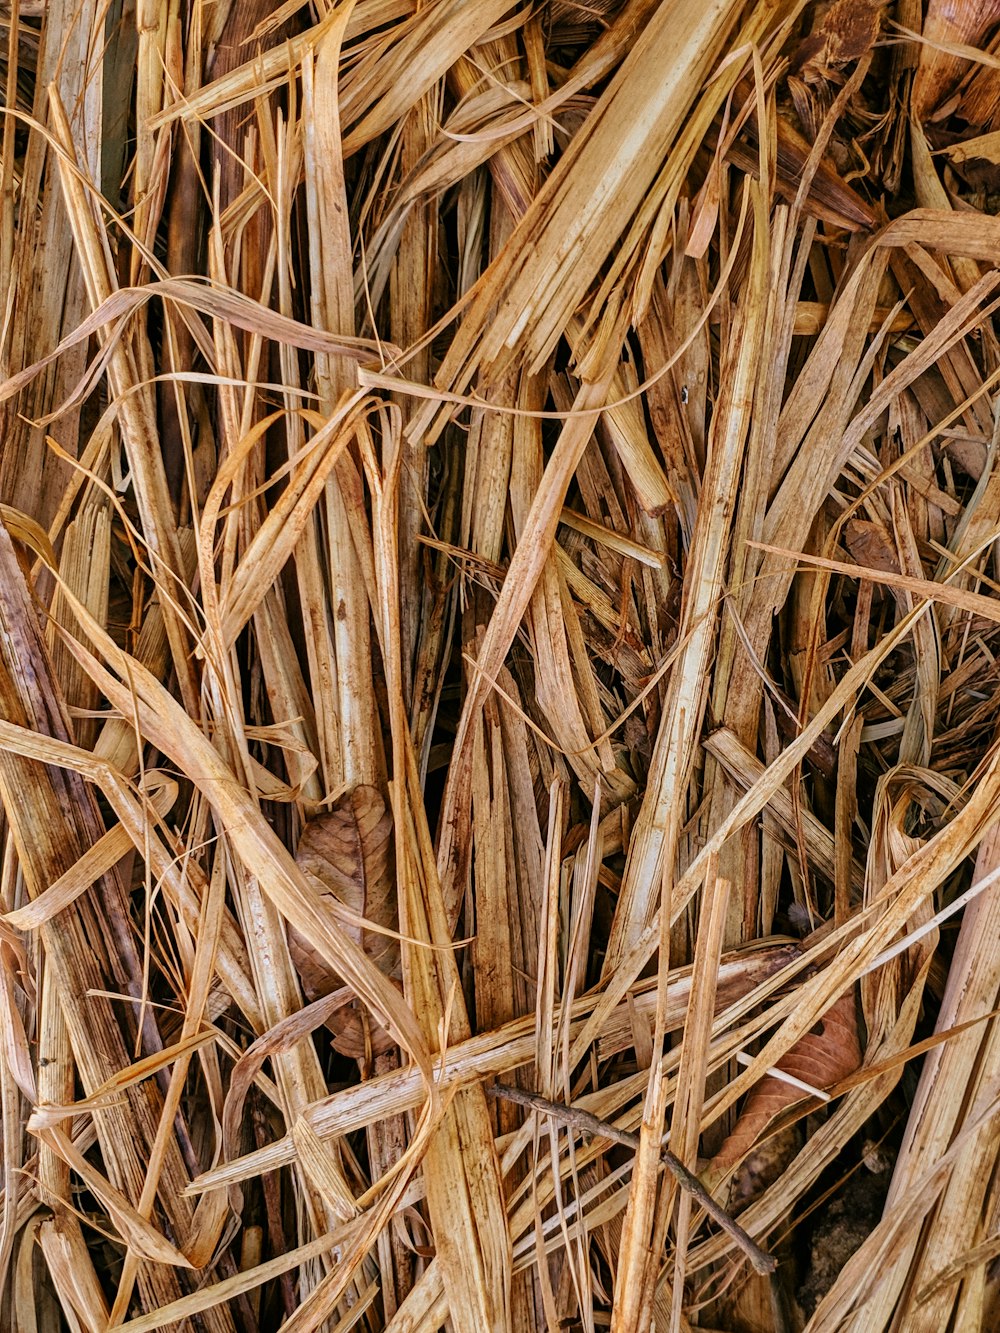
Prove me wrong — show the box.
[2,0,1000,1328]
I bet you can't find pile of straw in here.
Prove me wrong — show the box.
[2,0,1000,1326]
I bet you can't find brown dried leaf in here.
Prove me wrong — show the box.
[288,785,399,1000]
[710,990,863,1190]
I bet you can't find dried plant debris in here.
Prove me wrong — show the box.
[4,0,1000,1329]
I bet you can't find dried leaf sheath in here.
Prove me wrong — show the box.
[0,522,233,1326]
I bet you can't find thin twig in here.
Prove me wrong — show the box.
[490,1081,777,1275]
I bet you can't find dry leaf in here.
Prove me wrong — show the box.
[288,784,399,996]
[287,785,400,1057]
[709,990,863,1207]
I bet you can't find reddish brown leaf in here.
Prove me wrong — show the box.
[711,991,863,1196]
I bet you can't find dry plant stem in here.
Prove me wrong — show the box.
[435,348,624,928]
[0,522,232,1327]
[46,90,200,714]
[371,420,512,1333]
[55,603,435,1057]
[489,1083,776,1276]
[0,0,100,530]
[186,942,801,1193]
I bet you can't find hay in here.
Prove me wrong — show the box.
[1,0,1000,1327]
